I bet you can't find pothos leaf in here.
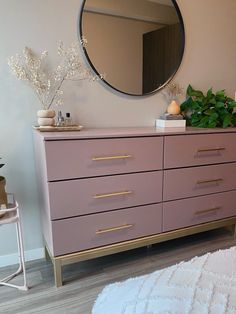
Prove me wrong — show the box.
[207,88,213,98]
[216,90,225,98]
[222,114,232,128]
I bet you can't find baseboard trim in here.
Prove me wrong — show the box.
[0,247,44,268]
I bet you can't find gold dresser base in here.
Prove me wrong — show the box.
[45,217,236,287]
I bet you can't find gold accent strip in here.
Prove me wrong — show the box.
[93,190,133,199]
[195,207,221,215]
[196,178,223,185]
[197,147,225,153]
[92,154,132,161]
[96,223,134,235]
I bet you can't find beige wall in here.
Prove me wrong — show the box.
[0,0,236,264]
[83,12,163,94]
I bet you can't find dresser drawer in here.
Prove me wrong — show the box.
[51,203,162,256]
[163,163,236,201]
[45,137,163,181]
[164,133,236,169]
[163,190,236,232]
[49,171,162,219]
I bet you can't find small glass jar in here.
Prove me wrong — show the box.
[65,112,72,126]
[57,111,65,126]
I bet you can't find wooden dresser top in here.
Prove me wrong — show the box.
[34,127,236,141]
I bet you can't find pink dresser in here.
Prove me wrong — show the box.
[33,127,236,286]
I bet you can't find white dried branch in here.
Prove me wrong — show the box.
[8,41,101,109]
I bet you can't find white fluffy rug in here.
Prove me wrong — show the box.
[92,247,236,314]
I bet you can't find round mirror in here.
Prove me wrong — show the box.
[79,0,185,96]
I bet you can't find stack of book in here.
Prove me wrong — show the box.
[155,113,186,129]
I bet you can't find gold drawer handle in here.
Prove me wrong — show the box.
[197,147,225,153]
[195,206,221,215]
[196,178,223,185]
[93,190,133,199]
[92,155,132,161]
[96,223,134,235]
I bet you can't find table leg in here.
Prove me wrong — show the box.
[53,259,63,288]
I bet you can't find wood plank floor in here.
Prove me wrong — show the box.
[0,227,235,314]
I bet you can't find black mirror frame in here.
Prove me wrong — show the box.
[78,0,185,97]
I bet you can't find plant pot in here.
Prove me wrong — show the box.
[37,110,56,127]
[0,176,7,206]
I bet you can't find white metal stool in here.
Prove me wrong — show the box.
[0,194,28,291]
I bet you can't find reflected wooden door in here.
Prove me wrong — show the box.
[143,23,182,93]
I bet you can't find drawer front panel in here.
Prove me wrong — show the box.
[52,204,162,256]
[163,190,236,232]
[164,133,236,169]
[45,137,163,181]
[163,163,236,201]
[49,171,162,219]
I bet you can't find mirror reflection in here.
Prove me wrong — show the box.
[80,0,185,95]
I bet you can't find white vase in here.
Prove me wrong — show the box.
[37,110,55,126]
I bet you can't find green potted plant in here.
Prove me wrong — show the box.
[0,158,7,206]
[180,85,236,128]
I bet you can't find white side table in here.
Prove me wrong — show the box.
[0,194,28,291]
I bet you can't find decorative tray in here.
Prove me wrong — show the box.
[33,125,83,132]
